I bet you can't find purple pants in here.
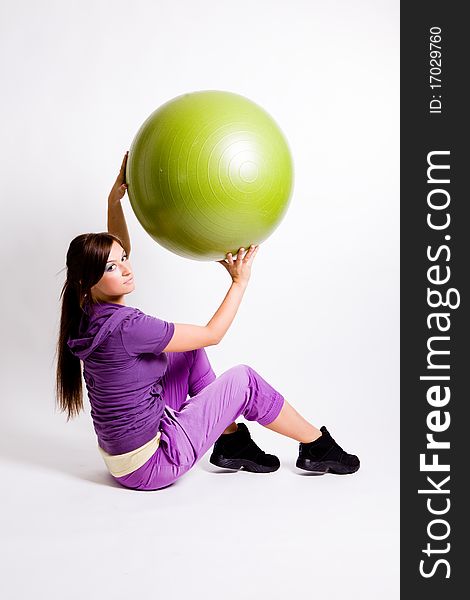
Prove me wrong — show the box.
[113,348,285,491]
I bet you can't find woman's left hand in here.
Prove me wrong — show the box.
[108,151,129,205]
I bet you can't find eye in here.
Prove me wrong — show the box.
[105,254,128,272]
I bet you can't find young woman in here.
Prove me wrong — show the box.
[55,152,360,491]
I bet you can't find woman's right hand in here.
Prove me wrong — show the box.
[217,245,260,286]
[108,151,129,206]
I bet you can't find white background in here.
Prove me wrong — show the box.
[1,1,399,598]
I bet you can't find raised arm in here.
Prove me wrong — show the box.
[107,151,131,256]
[162,245,259,353]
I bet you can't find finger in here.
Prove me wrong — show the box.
[233,249,243,266]
[120,153,128,172]
[116,166,127,185]
[242,246,254,261]
[245,245,259,264]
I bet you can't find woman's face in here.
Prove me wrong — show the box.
[90,241,135,304]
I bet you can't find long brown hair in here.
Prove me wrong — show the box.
[55,232,125,421]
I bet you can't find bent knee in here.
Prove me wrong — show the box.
[225,363,252,387]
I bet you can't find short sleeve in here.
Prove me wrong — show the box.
[119,309,175,356]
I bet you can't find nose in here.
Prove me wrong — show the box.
[121,264,132,277]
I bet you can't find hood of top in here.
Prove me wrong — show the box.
[66,302,135,360]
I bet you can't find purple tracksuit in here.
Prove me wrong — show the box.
[67,301,285,490]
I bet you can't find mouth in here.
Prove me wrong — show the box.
[124,276,134,284]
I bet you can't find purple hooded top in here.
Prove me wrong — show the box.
[67,301,175,455]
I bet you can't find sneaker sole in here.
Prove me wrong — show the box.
[296,458,360,475]
[209,453,280,473]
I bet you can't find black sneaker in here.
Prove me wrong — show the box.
[209,422,280,473]
[296,426,360,474]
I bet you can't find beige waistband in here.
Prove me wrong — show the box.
[98,430,162,478]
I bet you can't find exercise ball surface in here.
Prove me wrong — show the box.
[126,90,294,261]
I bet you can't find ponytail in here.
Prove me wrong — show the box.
[55,232,124,420]
[55,281,85,421]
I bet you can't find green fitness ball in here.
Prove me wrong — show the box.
[126,90,294,261]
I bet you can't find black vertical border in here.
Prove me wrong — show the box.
[401,1,467,597]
